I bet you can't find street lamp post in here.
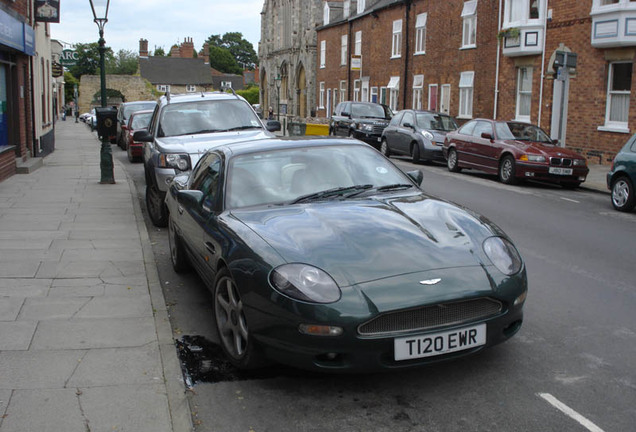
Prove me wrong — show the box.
[89,0,114,184]
[274,74,282,122]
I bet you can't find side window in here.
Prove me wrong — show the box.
[389,111,404,126]
[472,121,493,138]
[401,111,415,126]
[458,121,476,136]
[191,154,221,211]
[629,134,636,152]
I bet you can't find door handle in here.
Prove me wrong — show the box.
[178,205,184,215]
[205,242,216,255]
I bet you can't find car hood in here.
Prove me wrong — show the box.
[504,140,583,158]
[156,130,273,168]
[231,193,504,288]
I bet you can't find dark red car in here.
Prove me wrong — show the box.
[124,110,153,163]
[443,119,589,188]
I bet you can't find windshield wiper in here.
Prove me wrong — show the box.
[291,184,373,204]
[373,183,414,192]
[224,125,261,132]
[188,128,223,135]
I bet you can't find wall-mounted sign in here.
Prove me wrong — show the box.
[60,49,79,67]
[351,55,362,71]
[52,62,63,78]
[35,1,60,23]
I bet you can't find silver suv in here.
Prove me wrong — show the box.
[136,91,280,227]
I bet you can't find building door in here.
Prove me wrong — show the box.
[326,89,332,118]
[0,65,7,147]
[428,84,438,111]
[440,84,451,114]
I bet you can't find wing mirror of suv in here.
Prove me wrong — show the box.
[265,120,281,132]
[177,190,204,208]
[481,132,494,141]
[341,111,351,117]
[406,169,424,186]
[133,130,154,142]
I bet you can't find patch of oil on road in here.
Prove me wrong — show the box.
[176,335,318,385]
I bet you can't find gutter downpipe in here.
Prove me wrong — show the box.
[494,0,503,119]
[537,0,549,128]
[403,0,411,109]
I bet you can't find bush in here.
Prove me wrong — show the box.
[236,86,259,105]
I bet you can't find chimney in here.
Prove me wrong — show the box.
[139,39,149,57]
[181,37,195,58]
[201,42,210,64]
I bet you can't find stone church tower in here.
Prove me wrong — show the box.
[259,0,325,121]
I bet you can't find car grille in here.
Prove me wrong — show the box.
[550,157,572,167]
[372,125,386,135]
[358,298,503,336]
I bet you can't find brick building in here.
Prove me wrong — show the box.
[316,0,636,164]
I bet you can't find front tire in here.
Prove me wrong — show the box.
[499,155,517,185]
[611,176,635,212]
[380,139,391,157]
[447,148,461,172]
[214,268,262,369]
[411,143,421,164]
[146,183,168,227]
[168,217,190,272]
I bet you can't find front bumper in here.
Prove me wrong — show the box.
[516,162,589,184]
[352,131,384,149]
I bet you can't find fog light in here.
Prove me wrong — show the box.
[165,176,174,185]
[578,176,586,181]
[514,290,527,306]
[525,172,535,177]
[299,324,343,336]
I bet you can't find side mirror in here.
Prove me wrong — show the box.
[481,132,494,141]
[406,169,424,186]
[342,111,350,117]
[177,190,204,208]
[552,138,559,145]
[403,122,414,129]
[265,120,281,132]
[133,130,153,142]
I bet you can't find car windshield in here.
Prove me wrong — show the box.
[123,102,156,119]
[351,104,389,119]
[130,112,152,130]
[158,99,262,137]
[225,144,413,208]
[497,122,553,143]
[415,113,458,132]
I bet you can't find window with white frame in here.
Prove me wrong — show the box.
[354,79,361,101]
[380,87,387,105]
[388,76,400,111]
[357,0,366,14]
[319,82,325,108]
[355,31,362,56]
[157,85,170,93]
[413,74,424,109]
[504,0,541,27]
[221,81,232,88]
[332,89,338,114]
[392,20,403,58]
[323,3,330,24]
[344,0,350,18]
[320,40,326,68]
[415,13,427,55]
[516,67,532,122]
[341,35,348,66]
[186,85,196,93]
[340,80,347,102]
[461,1,478,48]
[459,71,475,118]
[605,62,632,129]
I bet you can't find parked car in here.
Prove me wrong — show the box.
[124,109,153,163]
[136,91,280,227]
[443,119,589,188]
[607,133,636,212]
[381,110,458,164]
[165,137,527,371]
[116,100,157,149]
[329,101,392,148]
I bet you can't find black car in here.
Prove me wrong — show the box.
[381,110,458,164]
[329,101,392,148]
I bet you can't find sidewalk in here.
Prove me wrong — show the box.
[0,120,191,431]
[582,163,610,194]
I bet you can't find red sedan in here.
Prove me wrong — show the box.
[125,110,154,163]
[443,119,589,188]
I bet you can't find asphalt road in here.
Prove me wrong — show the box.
[114,146,636,432]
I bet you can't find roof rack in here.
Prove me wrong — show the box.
[220,83,239,99]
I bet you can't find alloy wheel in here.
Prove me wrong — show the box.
[215,276,249,360]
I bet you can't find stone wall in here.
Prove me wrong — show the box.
[78,75,156,112]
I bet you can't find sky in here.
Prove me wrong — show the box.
[50,0,263,55]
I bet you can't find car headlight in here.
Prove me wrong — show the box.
[573,159,587,166]
[483,237,523,276]
[270,264,341,303]
[519,154,546,163]
[159,153,190,171]
[421,130,434,140]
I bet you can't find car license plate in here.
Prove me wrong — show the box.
[394,323,486,361]
[377,137,382,142]
[549,167,573,175]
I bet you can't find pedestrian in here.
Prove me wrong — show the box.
[268,106,274,119]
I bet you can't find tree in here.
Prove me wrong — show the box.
[106,49,138,75]
[68,42,114,79]
[206,32,257,70]
[63,71,78,104]
[153,46,166,56]
[208,45,242,75]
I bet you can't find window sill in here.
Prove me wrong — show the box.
[390,55,402,60]
[597,125,631,134]
[457,115,473,120]
[414,52,426,56]
[460,45,477,50]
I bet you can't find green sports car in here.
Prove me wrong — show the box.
[165,137,528,372]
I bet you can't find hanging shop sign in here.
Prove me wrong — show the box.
[35,1,60,23]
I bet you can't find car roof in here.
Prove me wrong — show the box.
[215,136,367,158]
[122,100,157,106]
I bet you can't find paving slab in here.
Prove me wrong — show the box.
[0,321,37,350]
[0,389,86,432]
